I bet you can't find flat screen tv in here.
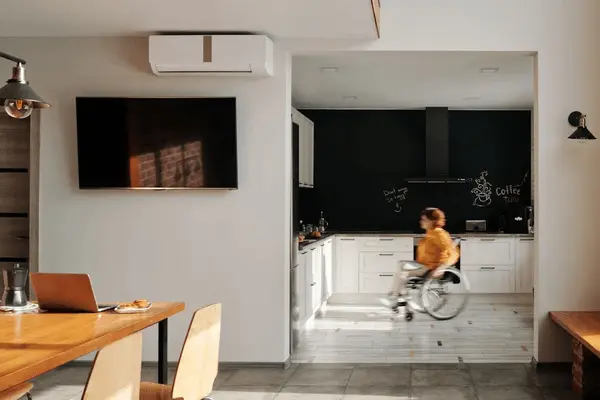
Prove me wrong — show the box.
[76,97,238,189]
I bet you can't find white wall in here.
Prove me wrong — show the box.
[285,0,600,362]
[0,37,292,363]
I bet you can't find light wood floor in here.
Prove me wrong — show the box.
[292,294,534,364]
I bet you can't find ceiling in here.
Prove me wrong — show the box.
[292,51,534,109]
[0,0,376,39]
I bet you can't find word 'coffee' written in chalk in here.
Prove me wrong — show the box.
[496,185,521,203]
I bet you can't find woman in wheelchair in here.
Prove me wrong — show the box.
[381,207,459,309]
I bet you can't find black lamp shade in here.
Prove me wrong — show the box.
[0,81,50,108]
[568,126,596,140]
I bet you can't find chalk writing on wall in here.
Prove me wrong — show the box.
[496,171,529,204]
[383,187,409,213]
[471,170,492,207]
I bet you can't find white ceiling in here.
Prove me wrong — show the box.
[292,51,534,109]
[0,0,376,39]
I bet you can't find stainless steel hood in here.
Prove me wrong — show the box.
[405,107,470,184]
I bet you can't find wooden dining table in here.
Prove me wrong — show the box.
[0,301,185,392]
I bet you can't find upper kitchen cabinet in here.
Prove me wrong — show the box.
[292,108,315,188]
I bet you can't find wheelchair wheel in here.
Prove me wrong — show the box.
[406,283,426,314]
[421,267,470,321]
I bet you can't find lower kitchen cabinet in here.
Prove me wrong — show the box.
[296,250,308,324]
[309,246,322,313]
[359,272,394,293]
[334,237,359,293]
[515,238,534,293]
[359,251,411,273]
[461,265,513,293]
[322,239,333,300]
[460,237,515,265]
[298,239,335,324]
[311,234,534,304]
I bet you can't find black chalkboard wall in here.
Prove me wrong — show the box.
[298,110,531,233]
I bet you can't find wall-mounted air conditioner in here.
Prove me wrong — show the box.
[149,34,274,77]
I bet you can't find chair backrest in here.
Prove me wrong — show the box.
[0,382,33,400]
[171,303,222,400]
[83,332,142,400]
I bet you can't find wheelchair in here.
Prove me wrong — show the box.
[392,240,470,321]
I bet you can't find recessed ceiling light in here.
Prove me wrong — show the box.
[320,67,338,73]
[480,67,499,74]
[343,96,357,100]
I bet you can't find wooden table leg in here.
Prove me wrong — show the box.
[158,319,168,384]
[572,338,600,398]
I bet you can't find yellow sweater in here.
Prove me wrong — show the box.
[416,228,459,269]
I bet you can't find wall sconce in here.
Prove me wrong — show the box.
[568,111,596,142]
[0,51,50,119]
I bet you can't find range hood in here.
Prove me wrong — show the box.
[405,107,470,184]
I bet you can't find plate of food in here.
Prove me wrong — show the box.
[0,302,39,313]
[115,299,152,314]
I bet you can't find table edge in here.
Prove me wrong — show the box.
[0,302,185,392]
[549,311,600,359]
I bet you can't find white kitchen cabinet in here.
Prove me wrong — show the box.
[297,250,308,324]
[304,246,314,317]
[460,238,515,266]
[361,237,413,251]
[334,237,360,293]
[310,246,323,313]
[305,117,314,187]
[292,108,314,188]
[460,237,518,293]
[322,239,334,300]
[462,265,513,293]
[359,272,395,294]
[359,251,412,273]
[515,238,534,293]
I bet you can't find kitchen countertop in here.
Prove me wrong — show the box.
[298,232,335,251]
[332,231,534,238]
[298,231,533,250]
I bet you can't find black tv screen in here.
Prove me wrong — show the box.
[76,97,238,189]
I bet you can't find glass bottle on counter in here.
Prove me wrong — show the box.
[318,211,328,233]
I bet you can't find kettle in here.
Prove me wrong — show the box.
[2,263,28,307]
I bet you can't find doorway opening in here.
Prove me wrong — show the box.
[290,51,535,364]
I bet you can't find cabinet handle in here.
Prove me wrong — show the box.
[301,251,307,255]
[310,248,316,251]
[480,266,496,270]
[481,238,496,242]
[310,282,316,286]
[379,253,394,256]
[379,274,393,277]
[340,238,355,241]
[320,244,325,247]
[520,238,534,241]
[379,238,394,241]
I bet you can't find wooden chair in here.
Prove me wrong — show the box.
[0,382,32,400]
[139,304,221,400]
[82,331,143,400]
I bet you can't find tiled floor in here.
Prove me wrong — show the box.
[292,294,533,364]
[30,362,577,399]
[27,294,538,399]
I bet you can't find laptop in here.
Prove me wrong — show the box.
[31,273,117,313]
